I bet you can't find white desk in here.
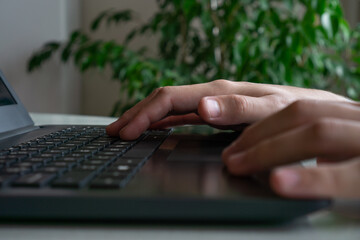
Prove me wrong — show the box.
[1,113,359,240]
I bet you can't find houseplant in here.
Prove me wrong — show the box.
[28,0,360,116]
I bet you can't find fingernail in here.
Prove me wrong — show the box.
[275,169,300,191]
[204,98,220,118]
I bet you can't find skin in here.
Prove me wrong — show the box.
[106,80,360,199]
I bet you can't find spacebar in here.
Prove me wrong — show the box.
[122,135,165,159]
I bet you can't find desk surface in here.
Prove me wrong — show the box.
[1,113,359,240]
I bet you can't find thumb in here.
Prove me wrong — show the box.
[270,158,360,199]
[198,95,277,126]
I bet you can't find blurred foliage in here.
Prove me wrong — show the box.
[28,0,360,116]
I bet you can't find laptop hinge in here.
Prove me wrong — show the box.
[0,125,40,141]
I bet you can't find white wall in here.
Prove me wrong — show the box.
[0,0,81,114]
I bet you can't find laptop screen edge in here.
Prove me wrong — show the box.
[0,70,35,135]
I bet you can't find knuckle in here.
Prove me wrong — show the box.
[121,109,133,121]
[308,119,335,142]
[238,81,254,87]
[211,79,231,88]
[287,100,309,115]
[151,87,162,95]
[285,100,315,121]
[157,86,172,95]
[156,86,174,104]
[268,94,294,110]
[231,95,251,115]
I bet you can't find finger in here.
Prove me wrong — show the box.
[117,80,282,140]
[149,113,205,129]
[223,100,360,158]
[270,157,360,198]
[198,94,287,126]
[117,83,221,139]
[106,88,160,136]
[223,118,360,175]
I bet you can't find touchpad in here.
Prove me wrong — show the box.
[166,133,238,162]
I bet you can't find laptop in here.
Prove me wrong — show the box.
[0,70,330,223]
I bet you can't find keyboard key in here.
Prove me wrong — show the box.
[82,146,102,152]
[36,153,56,160]
[110,144,130,149]
[107,165,134,174]
[2,167,32,175]
[0,158,17,167]
[51,147,71,154]
[90,155,113,162]
[57,157,83,164]
[83,159,107,166]
[98,171,130,178]
[76,165,99,172]
[72,149,94,158]
[11,162,42,170]
[113,141,135,147]
[0,174,18,187]
[113,158,144,166]
[7,146,21,152]
[43,141,62,147]
[21,147,45,154]
[87,143,107,148]
[50,161,77,170]
[12,173,56,187]
[26,156,53,164]
[103,147,127,155]
[43,150,65,158]
[90,177,128,189]
[62,143,78,150]
[52,171,97,188]
[95,152,118,158]
[0,150,10,156]
[5,154,28,161]
[36,166,67,175]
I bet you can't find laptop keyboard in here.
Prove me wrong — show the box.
[0,126,170,189]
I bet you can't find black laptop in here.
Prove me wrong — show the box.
[0,71,330,223]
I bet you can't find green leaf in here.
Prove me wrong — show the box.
[44,42,61,50]
[61,45,72,62]
[182,0,196,16]
[321,12,339,39]
[107,10,133,26]
[316,0,326,14]
[125,29,138,45]
[91,10,110,31]
[259,0,269,10]
[80,57,92,72]
[321,12,332,37]
[70,31,81,43]
[339,19,350,43]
